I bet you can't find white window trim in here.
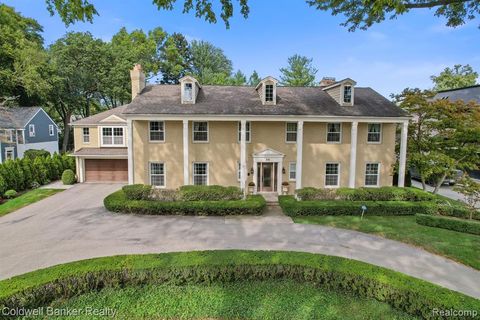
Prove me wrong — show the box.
[192,121,209,143]
[49,124,54,136]
[149,161,166,188]
[192,162,209,185]
[367,123,382,144]
[285,122,298,143]
[82,128,90,144]
[183,82,194,102]
[326,123,342,144]
[4,147,15,161]
[325,162,341,188]
[289,161,296,181]
[343,85,352,104]
[5,129,14,143]
[237,121,251,143]
[28,124,35,137]
[149,121,166,143]
[100,126,126,147]
[364,162,381,187]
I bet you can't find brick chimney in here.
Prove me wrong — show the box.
[130,64,145,100]
[319,77,336,87]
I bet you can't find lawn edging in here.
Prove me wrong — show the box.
[0,188,63,217]
[416,214,480,235]
[0,251,478,320]
[104,190,266,215]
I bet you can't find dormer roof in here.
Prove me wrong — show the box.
[255,76,278,90]
[322,78,357,91]
[179,75,202,89]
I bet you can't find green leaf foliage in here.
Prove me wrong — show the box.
[416,214,480,235]
[431,64,478,91]
[279,55,317,86]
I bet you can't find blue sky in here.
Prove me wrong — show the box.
[5,0,480,97]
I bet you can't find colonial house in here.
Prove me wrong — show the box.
[71,65,410,194]
[0,107,59,163]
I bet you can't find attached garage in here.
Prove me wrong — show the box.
[85,159,128,182]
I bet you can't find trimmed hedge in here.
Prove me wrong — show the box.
[123,184,152,200]
[416,214,480,235]
[104,190,266,216]
[279,196,437,217]
[296,187,435,202]
[0,251,478,320]
[179,185,243,201]
[23,149,50,160]
[61,169,76,185]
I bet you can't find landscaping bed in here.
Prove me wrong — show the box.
[104,185,266,216]
[416,214,480,236]
[1,251,478,319]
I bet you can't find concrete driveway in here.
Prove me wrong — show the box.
[0,183,479,299]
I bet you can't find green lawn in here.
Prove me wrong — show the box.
[0,188,63,217]
[294,215,480,270]
[41,281,415,320]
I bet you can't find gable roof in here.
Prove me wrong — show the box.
[0,107,43,128]
[71,105,128,126]
[434,85,480,103]
[124,84,408,118]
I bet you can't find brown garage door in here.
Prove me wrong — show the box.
[85,159,128,182]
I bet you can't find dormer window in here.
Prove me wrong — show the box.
[255,76,278,105]
[265,84,274,102]
[184,83,193,101]
[179,76,201,104]
[343,85,352,103]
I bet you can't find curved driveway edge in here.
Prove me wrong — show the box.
[0,183,479,299]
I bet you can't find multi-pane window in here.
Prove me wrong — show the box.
[367,123,381,143]
[49,125,54,136]
[29,124,35,137]
[193,162,208,185]
[193,121,208,142]
[289,162,296,181]
[184,83,193,101]
[150,162,165,187]
[102,127,124,146]
[5,129,14,143]
[5,148,14,161]
[83,128,90,143]
[265,84,274,102]
[286,122,297,142]
[365,163,380,186]
[149,121,165,142]
[325,163,340,187]
[326,123,341,143]
[343,85,352,103]
[237,121,251,143]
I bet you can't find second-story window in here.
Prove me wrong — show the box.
[285,122,297,142]
[6,129,14,143]
[326,123,341,143]
[343,85,352,103]
[265,84,274,102]
[49,125,54,136]
[149,121,165,142]
[184,83,193,101]
[29,124,35,137]
[102,127,124,146]
[193,121,208,142]
[237,121,251,143]
[367,123,382,143]
[83,128,90,143]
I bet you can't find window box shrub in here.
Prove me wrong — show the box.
[416,214,480,235]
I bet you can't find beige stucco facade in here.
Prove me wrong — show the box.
[73,127,100,150]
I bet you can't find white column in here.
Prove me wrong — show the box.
[349,121,358,188]
[79,158,85,183]
[183,120,189,185]
[277,160,283,195]
[253,159,258,194]
[398,121,408,187]
[240,120,247,194]
[127,119,134,184]
[296,121,304,190]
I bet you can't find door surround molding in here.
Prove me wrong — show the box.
[252,148,284,195]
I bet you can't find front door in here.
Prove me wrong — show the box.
[257,162,277,192]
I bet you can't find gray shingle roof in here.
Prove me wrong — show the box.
[0,107,42,128]
[124,85,408,118]
[73,148,127,157]
[71,105,128,126]
[434,85,480,103]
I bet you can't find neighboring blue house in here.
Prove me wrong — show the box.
[0,107,59,163]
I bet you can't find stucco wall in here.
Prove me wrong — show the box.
[73,127,100,151]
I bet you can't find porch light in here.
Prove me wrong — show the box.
[282,167,286,174]
[250,168,254,175]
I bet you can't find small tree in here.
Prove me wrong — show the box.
[454,176,480,220]
[280,55,318,86]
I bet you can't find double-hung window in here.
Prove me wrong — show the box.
[102,127,124,146]
[325,163,340,187]
[193,121,208,142]
[49,125,54,136]
[289,162,296,181]
[6,130,14,143]
[365,163,380,186]
[83,128,90,143]
[237,121,251,143]
[367,123,381,143]
[184,83,193,101]
[193,162,208,185]
[326,123,341,143]
[265,84,274,102]
[343,86,352,103]
[285,122,297,143]
[149,162,165,187]
[29,124,35,137]
[149,121,165,142]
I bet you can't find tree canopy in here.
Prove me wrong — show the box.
[431,64,478,91]
[280,55,318,86]
[190,40,233,84]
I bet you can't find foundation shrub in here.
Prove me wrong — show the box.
[179,185,243,201]
[122,184,152,200]
[295,187,336,200]
[150,188,179,201]
[416,214,480,235]
[61,169,76,185]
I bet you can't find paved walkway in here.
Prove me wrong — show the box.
[0,183,479,299]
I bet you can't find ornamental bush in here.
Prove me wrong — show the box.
[4,190,17,199]
[295,187,435,202]
[61,169,76,185]
[23,149,50,160]
[122,184,152,200]
[416,214,480,235]
[179,185,243,201]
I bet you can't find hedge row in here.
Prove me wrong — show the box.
[0,153,75,195]
[105,190,266,215]
[296,187,435,202]
[279,196,437,217]
[0,251,478,320]
[122,184,244,201]
[416,214,480,235]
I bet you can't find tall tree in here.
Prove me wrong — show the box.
[190,40,232,84]
[248,70,261,86]
[159,33,192,84]
[280,55,318,86]
[431,64,478,91]
[229,70,247,85]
